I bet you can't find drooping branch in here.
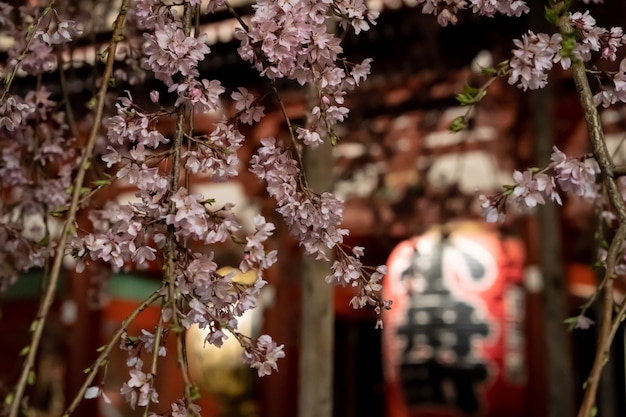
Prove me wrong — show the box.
[63,291,162,416]
[56,49,80,140]
[7,1,130,416]
[163,3,196,408]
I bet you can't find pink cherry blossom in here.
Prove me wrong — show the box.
[550,146,599,199]
[120,359,159,409]
[508,31,562,90]
[35,20,83,45]
[250,138,348,260]
[477,192,506,223]
[242,334,285,377]
[231,87,265,125]
[143,21,210,86]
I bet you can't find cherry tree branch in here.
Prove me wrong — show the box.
[56,49,80,140]
[163,3,196,408]
[576,226,625,417]
[63,290,162,416]
[558,12,626,417]
[7,2,130,416]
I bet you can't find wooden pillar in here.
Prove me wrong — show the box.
[298,137,335,417]
[530,80,575,417]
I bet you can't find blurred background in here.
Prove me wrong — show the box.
[2,0,626,417]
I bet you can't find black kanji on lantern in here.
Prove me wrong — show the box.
[396,238,491,413]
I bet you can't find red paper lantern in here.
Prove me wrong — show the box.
[383,222,527,417]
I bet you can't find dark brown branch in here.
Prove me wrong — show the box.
[557,11,626,417]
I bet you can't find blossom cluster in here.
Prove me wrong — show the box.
[182,118,245,181]
[173,248,283,379]
[413,0,528,26]
[479,146,600,222]
[250,138,391,321]
[236,0,374,148]
[231,87,265,125]
[328,247,391,326]
[34,19,83,46]
[0,86,78,290]
[0,0,86,290]
[250,137,348,260]
[67,5,299,404]
[136,0,225,113]
[120,349,160,409]
[83,332,166,407]
[177,252,268,344]
[508,31,563,91]
[0,2,82,290]
[1,2,82,76]
[242,334,286,377]
[507,10,626,99]
[409,1,626,109]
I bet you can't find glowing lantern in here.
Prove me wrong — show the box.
[383,221,526,417]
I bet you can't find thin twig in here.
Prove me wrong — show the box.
[56,49,80,140]
[613,165,626,177]
[161,3,196,408]
[63,290,162,416]
[143,306,165,417]
[8,2,130,416]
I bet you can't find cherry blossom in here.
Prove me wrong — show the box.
[508,31,562,90]
[143,22,210,86]
[0,96,35,132]
[170,400,202,417]
[415,0,529,26]
[183,118,244,180]
[242,334,286,377]
[250,137,349,260]
[477,145,605,223]
[511,169,561,209]
[84,386,112,403]
[35,20,83,45]
[550,146,599,199]
[231,87,265,125]
[121,358,159,409]
[477,192,506,223]
[595,58,626,107]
